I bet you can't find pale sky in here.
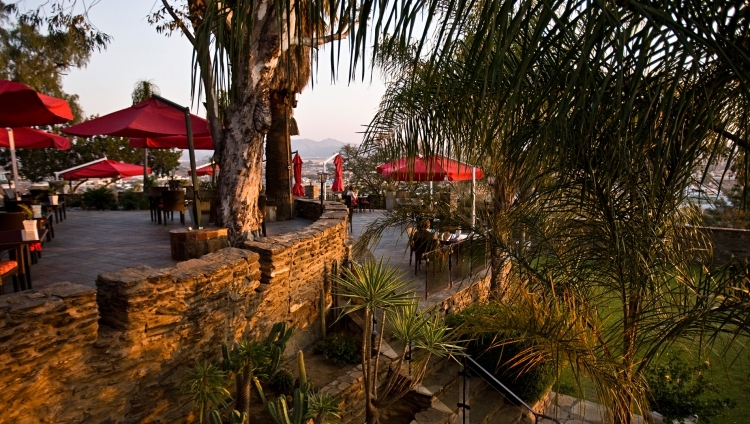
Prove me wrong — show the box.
[61,0,387,147]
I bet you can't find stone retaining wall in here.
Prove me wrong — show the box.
[0,204,350,423]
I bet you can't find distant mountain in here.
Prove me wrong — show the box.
[292,138,354,158]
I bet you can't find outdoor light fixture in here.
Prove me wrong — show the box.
[317,171,328,213]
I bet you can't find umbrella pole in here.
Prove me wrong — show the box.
[8,128,20,198]
[143,148,149,185]
[471,167,476,227]
[184,111,201,228]
[152,94,202,228]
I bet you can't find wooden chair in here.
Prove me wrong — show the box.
[0,256,19,295]
[161,190,185,226]
[148,186,168,223]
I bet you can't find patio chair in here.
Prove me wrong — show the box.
[358,194,373,212]
[412,228,439,275]
[161,190,185,226]
[148,186,168,223]
[0,254,19,295]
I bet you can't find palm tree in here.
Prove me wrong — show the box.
[359,2,750,423]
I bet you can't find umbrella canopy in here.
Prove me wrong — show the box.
[130,134,214,150]
[377,155,484,181]
[0,127,70,150]
[62,98,210,138]
[188,163,219,176]
[59,159,149,180]
[0,80,74,127]
[292,153,305,196]
[332,154,345,192]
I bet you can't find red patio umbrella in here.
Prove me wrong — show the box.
[188,163,219,176]
[62,95,208,225]
[0,79,74,189]
[62,98,210,138]
[376,155,484,181]
[331,154,345,192]
[59,159,150,180]
[0,80,74,127]
[130,134,214,150]
[292,153,305,196]
[0,128,70,150]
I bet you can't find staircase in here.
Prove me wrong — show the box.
[406,356,556,424]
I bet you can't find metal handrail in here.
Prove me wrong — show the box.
[463,356,562,424]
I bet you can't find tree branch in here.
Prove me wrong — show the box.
[161,0,196,46]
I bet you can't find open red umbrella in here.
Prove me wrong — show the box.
[63,98,210,138]
[130,134,214,150]
[58,159,150,180]
[188,163,219,176]
[331,154,345,192]
[0,80,74,127]
[0,80,74,189]
[0,128,70,150]
[63,95,208,225]
[377,155,484,181]
[292,153,305,196]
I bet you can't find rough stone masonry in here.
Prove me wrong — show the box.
[0,198,349,423]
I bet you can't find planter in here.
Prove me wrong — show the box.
[385,191,396,212]
[31,204,42,219]
[48,195,59,205]
[22,220,39,241]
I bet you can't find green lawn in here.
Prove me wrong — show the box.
[555,337,750,424]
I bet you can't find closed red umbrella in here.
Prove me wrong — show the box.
[130,134,214,150]
[63,98,210,138]
[331,154,345,192]
[292,153,305,196]
[59,159,150,180]
[0,128,70,150]
[0,80,74,127]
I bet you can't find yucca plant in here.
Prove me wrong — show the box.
[222,339,270,419]
[335,259,460,423]
[180,360,231,424]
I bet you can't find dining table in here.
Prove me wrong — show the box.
[0,228,48,291]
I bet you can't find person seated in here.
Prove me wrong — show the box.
[346,186,358,205]
[411,220,439,274]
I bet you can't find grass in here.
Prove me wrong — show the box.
[555,336,750,423]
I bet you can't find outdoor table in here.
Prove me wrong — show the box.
[0,228,48,291]
[39,211,54,241]
[45,200,66,223]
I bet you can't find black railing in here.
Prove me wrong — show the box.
[459,356,562,424]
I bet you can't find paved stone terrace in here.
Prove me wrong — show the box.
[0,209,312,292]
[0,207,482,300]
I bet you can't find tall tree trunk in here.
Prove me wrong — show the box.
[490,175,513,295]
[266,90,294,221]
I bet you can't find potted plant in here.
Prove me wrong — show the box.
[44,187,59,205]
[17,204,39,240]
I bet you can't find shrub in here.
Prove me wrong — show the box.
[119,189,149,210]
[645,355,734,423]
[445,303,555,403]
[81,187,117,210]
[269,369,295,395]
[313,333,360,366]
